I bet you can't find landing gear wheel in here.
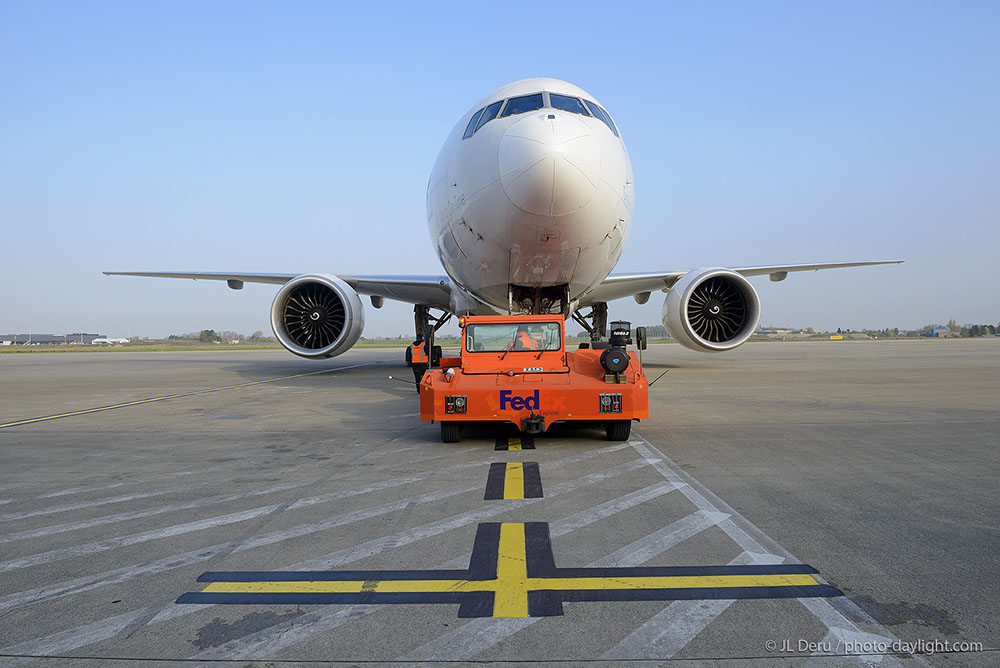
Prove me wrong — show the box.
[604,420,631,441]
[441,422,462,443]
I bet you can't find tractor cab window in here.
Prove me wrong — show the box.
[466,322,561,353]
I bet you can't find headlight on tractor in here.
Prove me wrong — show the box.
[599,393,622,413]
[445,395,467,414]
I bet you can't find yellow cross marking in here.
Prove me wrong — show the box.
[493,522,529,616]
[198,523,821,617]
[503,463,525,500]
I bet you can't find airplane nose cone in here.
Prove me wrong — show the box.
[499,113,600,217]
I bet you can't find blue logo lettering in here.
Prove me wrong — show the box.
[500,390,540,411]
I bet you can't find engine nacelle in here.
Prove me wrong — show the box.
[662,268,760,353]
[270,274,365,359]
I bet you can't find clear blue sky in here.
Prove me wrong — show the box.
[2,1,997,337]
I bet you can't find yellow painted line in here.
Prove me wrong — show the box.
[507,437,522,451]
[503,463,525,500]
[494,521,530,617]
[524,573,819,590]
[0,363,371,429]
[202,572,818,596]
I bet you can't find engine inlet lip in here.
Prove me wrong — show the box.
[270,274,356,358]
[678,269,759,350]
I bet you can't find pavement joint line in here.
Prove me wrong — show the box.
[13,444,812,659]
[194,470,702,661]
[0,467,210,506]
[0,488,178,523]
[629,433,932,667]
[0,444,636,616]
[595,550,787,662]
[3,420,909,664]
[195,464,708,662]
[0,459,323,525]
[397,497,749,661]
[0,363,372,430]
[292,456,649,572]
[0,445,641,659]
[0,456,494,572]
[5,443,636,656]
[179,522,837,616]
[0,481,309,545]
[0,448,462,545]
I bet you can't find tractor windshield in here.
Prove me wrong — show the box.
[465,322,561,353]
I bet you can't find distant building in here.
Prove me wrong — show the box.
[929,327,960,338]
[0,333,104,345]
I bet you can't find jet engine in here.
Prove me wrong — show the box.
[270,274,365,359]
[662,268,760,353]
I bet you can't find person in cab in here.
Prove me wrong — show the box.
[510,325,538,351]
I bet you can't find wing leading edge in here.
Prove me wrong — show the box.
[584,260,903,305]
[104,271,454,310]
[107,259,902,313]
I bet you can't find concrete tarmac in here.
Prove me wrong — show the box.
[0,340,996,666]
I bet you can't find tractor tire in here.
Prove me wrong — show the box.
[441,422,462,443]
[604,420,631,441]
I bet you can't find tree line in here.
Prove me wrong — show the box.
[166,330,274,342]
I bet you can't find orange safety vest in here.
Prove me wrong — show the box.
[515,331,537,350]
[411,341,428,364]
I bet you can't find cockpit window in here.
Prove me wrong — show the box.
[501,93,544,117]
[584,100,619,137]
[475,100,503,132]
[463,108,485,139]
[549,93,589,116]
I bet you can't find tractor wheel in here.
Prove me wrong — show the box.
[441,422,462,443]
[604,420,631,441]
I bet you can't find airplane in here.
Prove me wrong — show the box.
[107,78,900,358]
[92,337,130,345]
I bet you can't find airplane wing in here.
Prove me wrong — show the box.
[583,260,903,304]
[103,271,454,310]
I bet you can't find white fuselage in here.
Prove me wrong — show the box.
[427,78,634,315]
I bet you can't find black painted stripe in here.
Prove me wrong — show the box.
[457,591,495,618]
[494,433,509,451]
[524,521,558,577]
[484,463,506,500]
[522,462,543,498]
[198,569,471,582]
[178,591,471,606]
[466,522,500,580]
[493,432,536,450]
[178,584,841,616]
[530,564,821,578]
[526,585,843,617]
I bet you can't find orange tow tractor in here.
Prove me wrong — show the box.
[419,315,649,443]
